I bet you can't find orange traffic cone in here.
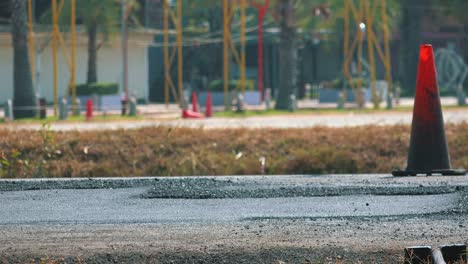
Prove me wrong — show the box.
[205,92,212,117]
[191,92,199,113]
[182,109,204,119]
[393,44,465,176]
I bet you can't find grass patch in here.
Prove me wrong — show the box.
[0,114,142,124]
[214,105,467,118]
[0,123,467,178]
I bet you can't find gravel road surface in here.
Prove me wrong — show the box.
[0,175,467,263]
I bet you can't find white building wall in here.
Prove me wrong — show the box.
[0,34,150,104]
[0,47,13,103]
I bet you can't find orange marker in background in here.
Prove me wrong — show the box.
[191,92,199,113]
[205,92,212,118]
[86,99,93,121]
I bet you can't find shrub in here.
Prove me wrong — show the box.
[0,124,466,178]
[207,80,254,92]
[76,83,119,96]
[321,78,368,89]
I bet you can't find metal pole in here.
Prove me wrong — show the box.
[365,0,378,108]
[176,0,183,108]
[71,0,77,114]
[257,9,264,101]
[223,0,229,110]
[357,0,363,86]
[343,0,349,102]
[356,0,364,108]
[254,0,269,102]
[27,0,35,82]
[381,0,392,96]
[163,0,169,106]
[121,0,129,101]
[240,0,246,94]
[52,0,58,116]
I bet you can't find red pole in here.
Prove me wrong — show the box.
[86,99,93,121]
[205,91,212,117]
[252,0,269,102]
[191,92,199,112]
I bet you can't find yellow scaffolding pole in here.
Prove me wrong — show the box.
[27,0,35,82]
[365,0,378,108]
[57,32,72,70]
[343,0,349,102]
[52,0,58,116]
[344,0,361,92]
[70,0,77,114]
[44,0,76,116]
[240,0,246,94]
[370,32,386,63]
[176,0,183,107]
[223,0,247,109]
[163,0,169,106]
[381,0,392,95]
[343,0,392,109]
[357,0,364,92]
[162,0,182,107]
[223,0,229,110]
[49,0,77,116]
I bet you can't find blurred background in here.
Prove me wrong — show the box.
[1,0,467,118]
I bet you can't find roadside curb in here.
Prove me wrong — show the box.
[0,177,161,192]
[1,175,467,197]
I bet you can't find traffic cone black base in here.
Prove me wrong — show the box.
[392,168,466,177]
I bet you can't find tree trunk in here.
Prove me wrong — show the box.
[208,8,222,80]
[275,0,297,110]
[11,0,37,118]
[87,21,98,84]
[400,0,422,95]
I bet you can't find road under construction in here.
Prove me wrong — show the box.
[0,174,466,263]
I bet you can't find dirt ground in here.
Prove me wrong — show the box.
[0,177,466,264]
[1,214,467,263]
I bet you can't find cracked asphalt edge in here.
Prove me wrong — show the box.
[0,175,467,198]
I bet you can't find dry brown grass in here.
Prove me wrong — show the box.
[0,123,467,178]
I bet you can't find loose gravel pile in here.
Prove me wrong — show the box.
[142,177,466,199]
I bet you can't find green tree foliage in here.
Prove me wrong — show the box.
[182,0,223,80]
[270,0,399,109]
[11,0,37,118]
[183,0,221,33]
[436,0,468,88]
[436,0,468,23]
[399,0,423,94]
[270,0,330,109]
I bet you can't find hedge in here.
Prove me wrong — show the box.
[76,83,119,96]
[321,78,369,89]
[207,80,254,92]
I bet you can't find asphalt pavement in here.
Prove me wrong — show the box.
[0,175,466,263]
[0,188,461,225]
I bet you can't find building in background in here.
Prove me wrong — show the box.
[0,25,154,104]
